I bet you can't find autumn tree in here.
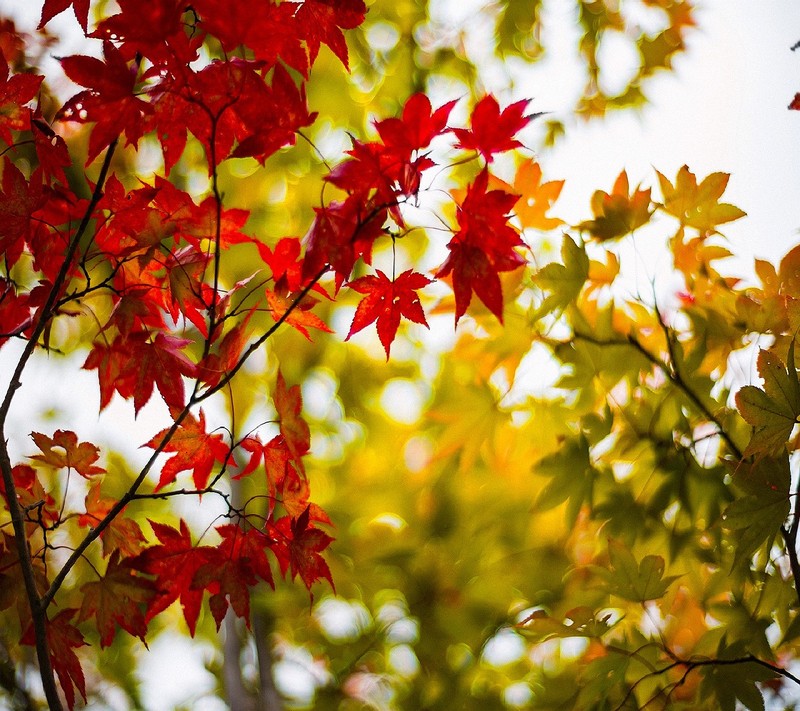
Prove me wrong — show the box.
[4,1,800,710]
[0,0,550,708]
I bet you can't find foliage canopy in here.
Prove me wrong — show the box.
[1,1,799,710]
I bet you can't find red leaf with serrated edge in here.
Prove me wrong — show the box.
[132,520,207,635]
[29,430,105,478]
[0,158,45,268]
[145,410,229,491]
[191,0,308,75]
[266,289,333,341]
[192,524,274,629]
[39,0,90,32]
[453,95,533,162]
[275,371,310,466]
[346,269,431,358]
[31,115,71,186]
[374,93,457,159]
[0,52,43,145]
[303,196,385,280]
[437,170,526,322]
[83,331,197,414]
[295,0,366,68]
[78,485,146,558]
[272,506,334,593]
[58,41,152,164]
[22,609,87,710]
[198,313,253,387]
[78,551,158,647]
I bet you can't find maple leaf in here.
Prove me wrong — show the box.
[577,170,652,241]
[303,196,385,280]
[192,0,308,75]
[256,236,329,298]
[192,524,275,628]
[535,235,590,317]
[0,52,43,145]
[452,95,533,162]
[39,0,91,32]
[77,485,147,557]
[0,158,45,268]
[790,93,800,111]
[78,551,158,647]
[132,519,207,635]
[29,430,105,478]
[724,454,791,569]
[346,269,432,358]
[198,314,252,388]
[31,115,71,185]
[145,409,230,491]
[91,0,193,64]
[374,93,457,159]
[507,159,564,231]
[274,371,311,466]
[295,0,367,68]
[58,41,152,164]
[656,165,746,234]
[272,506,334,593]
[598,539,680,602]
[437,169,526,322]
[735,342,800,456]
[83,331,197,414]
[1,464,59,529]
[22,609,87,710]
[266,290,333,341]
[0,278,33,344]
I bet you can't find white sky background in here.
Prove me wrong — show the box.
[0,1,799,709]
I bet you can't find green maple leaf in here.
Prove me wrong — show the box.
[599,539,679,602]
[735,341,800,456]
[534,235,589,317]
[723,454,790,569]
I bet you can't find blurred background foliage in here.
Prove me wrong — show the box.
[15,0,780,709]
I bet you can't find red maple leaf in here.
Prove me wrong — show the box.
[274,371,310,466]
[191,0,308,75]
[790,93,800,111]
[29,430,105,478]
[0,51,43,145]
[91,0,195,64]
[132,519,207,635]
[22,609,87,710]
[346,269,431,357]
[198,313,253,388]
[31,115,71,185]
[0,278,33,344]
[58,41,152,164]
[437,170,526,322]
[77,485,147,557]
[295,0,367,69]
[272,506,334,593]
[39,0,91,32]
[192,524,275,629]
[78,551,158,647]
[374,93,457,159]
[453,95,533,162]
[0,158,45,269]
[145,410,230,491]
[303,196,385,280]
[83,331,197,414]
